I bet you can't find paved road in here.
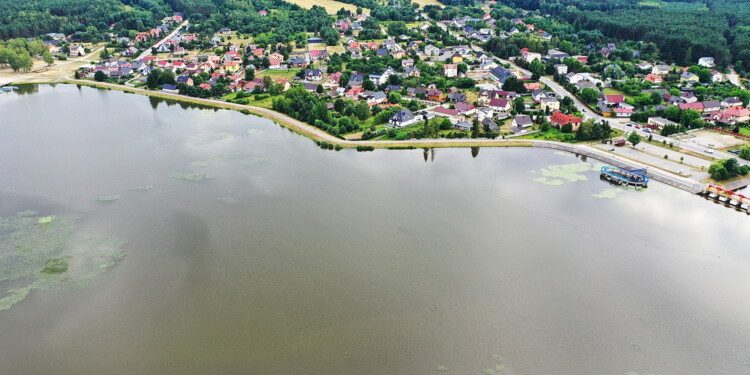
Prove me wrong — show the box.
[727,67,745,89]
[136,20,189,61]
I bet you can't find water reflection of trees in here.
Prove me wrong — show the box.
[146,96,220,111]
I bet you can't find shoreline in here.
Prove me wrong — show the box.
[13,80,710,194]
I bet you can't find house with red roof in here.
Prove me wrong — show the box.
[644,74,663,84]
[258,10,268,16]
[613,107,633,117]
[605,95,625,106]
[679,102,704,112]
[489,98,510,111]
[724,106,750,122]
[550,111,583,130]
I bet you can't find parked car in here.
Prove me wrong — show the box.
[704,148,714,154]
[643,128,652,133]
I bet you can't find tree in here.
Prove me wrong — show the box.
[387,92,402,104]
[580,88,599,104]
[627,131,642,148]
[513,97,525,114]
[316,84,324,94]
[99,48,110,60]
[146,69,161,89]
[244,68,255,82]
[740,144,750,161]
[502,75,526,93]
[471,118,480,138]
[94,70,106,81]
[363,79,375,91]
[42,51,54,65]
[355,101,370,121]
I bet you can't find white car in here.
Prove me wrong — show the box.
[704,149,714,154]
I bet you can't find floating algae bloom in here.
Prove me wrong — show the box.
[436,365,448,372]
[193,132,232,145]
[591,188,623,199]
[0,212,126,311]
[242,156,268,167]
[532,162,602,186]
[247,129,262,134]
[190,161,209,167]
[210,150,252,161]
[170,173,216,182]
[97,195,121,202]
[130,185,155,191]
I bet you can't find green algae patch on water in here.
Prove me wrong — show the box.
[436,365,448,372]
[170,173,216,182]
[37,215,56,224]
[131,185,155,191]
[247,129,262,134]
[0,212,126,311]
[97,195,121,202]
[190,161,209,168]
[211,150,252,162]
[193,132,232,145]
[531,162,602,186]
[592,188,623,199]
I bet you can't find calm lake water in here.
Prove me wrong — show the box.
[1,85,749,375]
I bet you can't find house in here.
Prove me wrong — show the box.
[636,62,653,71]
[512,115,533,128]
[156,44,171,53]
[384,84,401,93]
[444,64,458,78]
[447,92,466,102]
[402,59,414,70]
[363,91,387,104]
[680,72,700,83]
[176,75,193,86]
[454,121,473,131]
[722,97,742,108]
[490,67,512,83]
[268,58,283,69]
[69,44,86,57]
[522,51,542,63]
[489,98,510,112]
[348,73,365,87]
[540,98,560,112]
[389,109,418,127]
[547,49,569,60]
[326,72,342,87]
[309,50,329,61]
[218,27,232,34]
[455,102,476,115]
[427,89,445,102]
[162,83,178,93]
[652,65,671,75]
[605,95,625,106]
[482,117,499,131]
[711,70,726,83]
[303,83,320,92]
[433,106,461,118]
[476,107,494,122]
[702,100,721,112]
[698,57,715,68]
[531,89,547,102]
[724,106,750,122]
[289,57,308,68]
[644,74,663,84]
[613,108,633,117]
[424,44,439,56]
[554,64,568,75]
[550,111,583,131]
[681,92,698,103]
[258,10,268,16]
[647,117,677,129]
[405,67,421,77]
[303,69,323,81]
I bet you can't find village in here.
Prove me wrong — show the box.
[3,0,750,187]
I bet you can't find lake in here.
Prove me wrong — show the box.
[1,84,749,375]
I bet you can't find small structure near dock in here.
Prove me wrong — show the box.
[698,185,750,214]
[600,166,649,188]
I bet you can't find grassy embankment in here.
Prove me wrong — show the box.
[56,79,535,149]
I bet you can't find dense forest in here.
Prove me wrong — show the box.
[494,0,750,73]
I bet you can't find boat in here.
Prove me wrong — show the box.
[600,166,649,188]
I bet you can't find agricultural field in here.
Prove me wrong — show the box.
[284,0,363,14]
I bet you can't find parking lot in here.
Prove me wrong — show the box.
[673,129,748,150]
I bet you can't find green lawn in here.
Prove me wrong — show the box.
[258,69,301,80]
[603,87,632,100]
[740,127,750,137]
